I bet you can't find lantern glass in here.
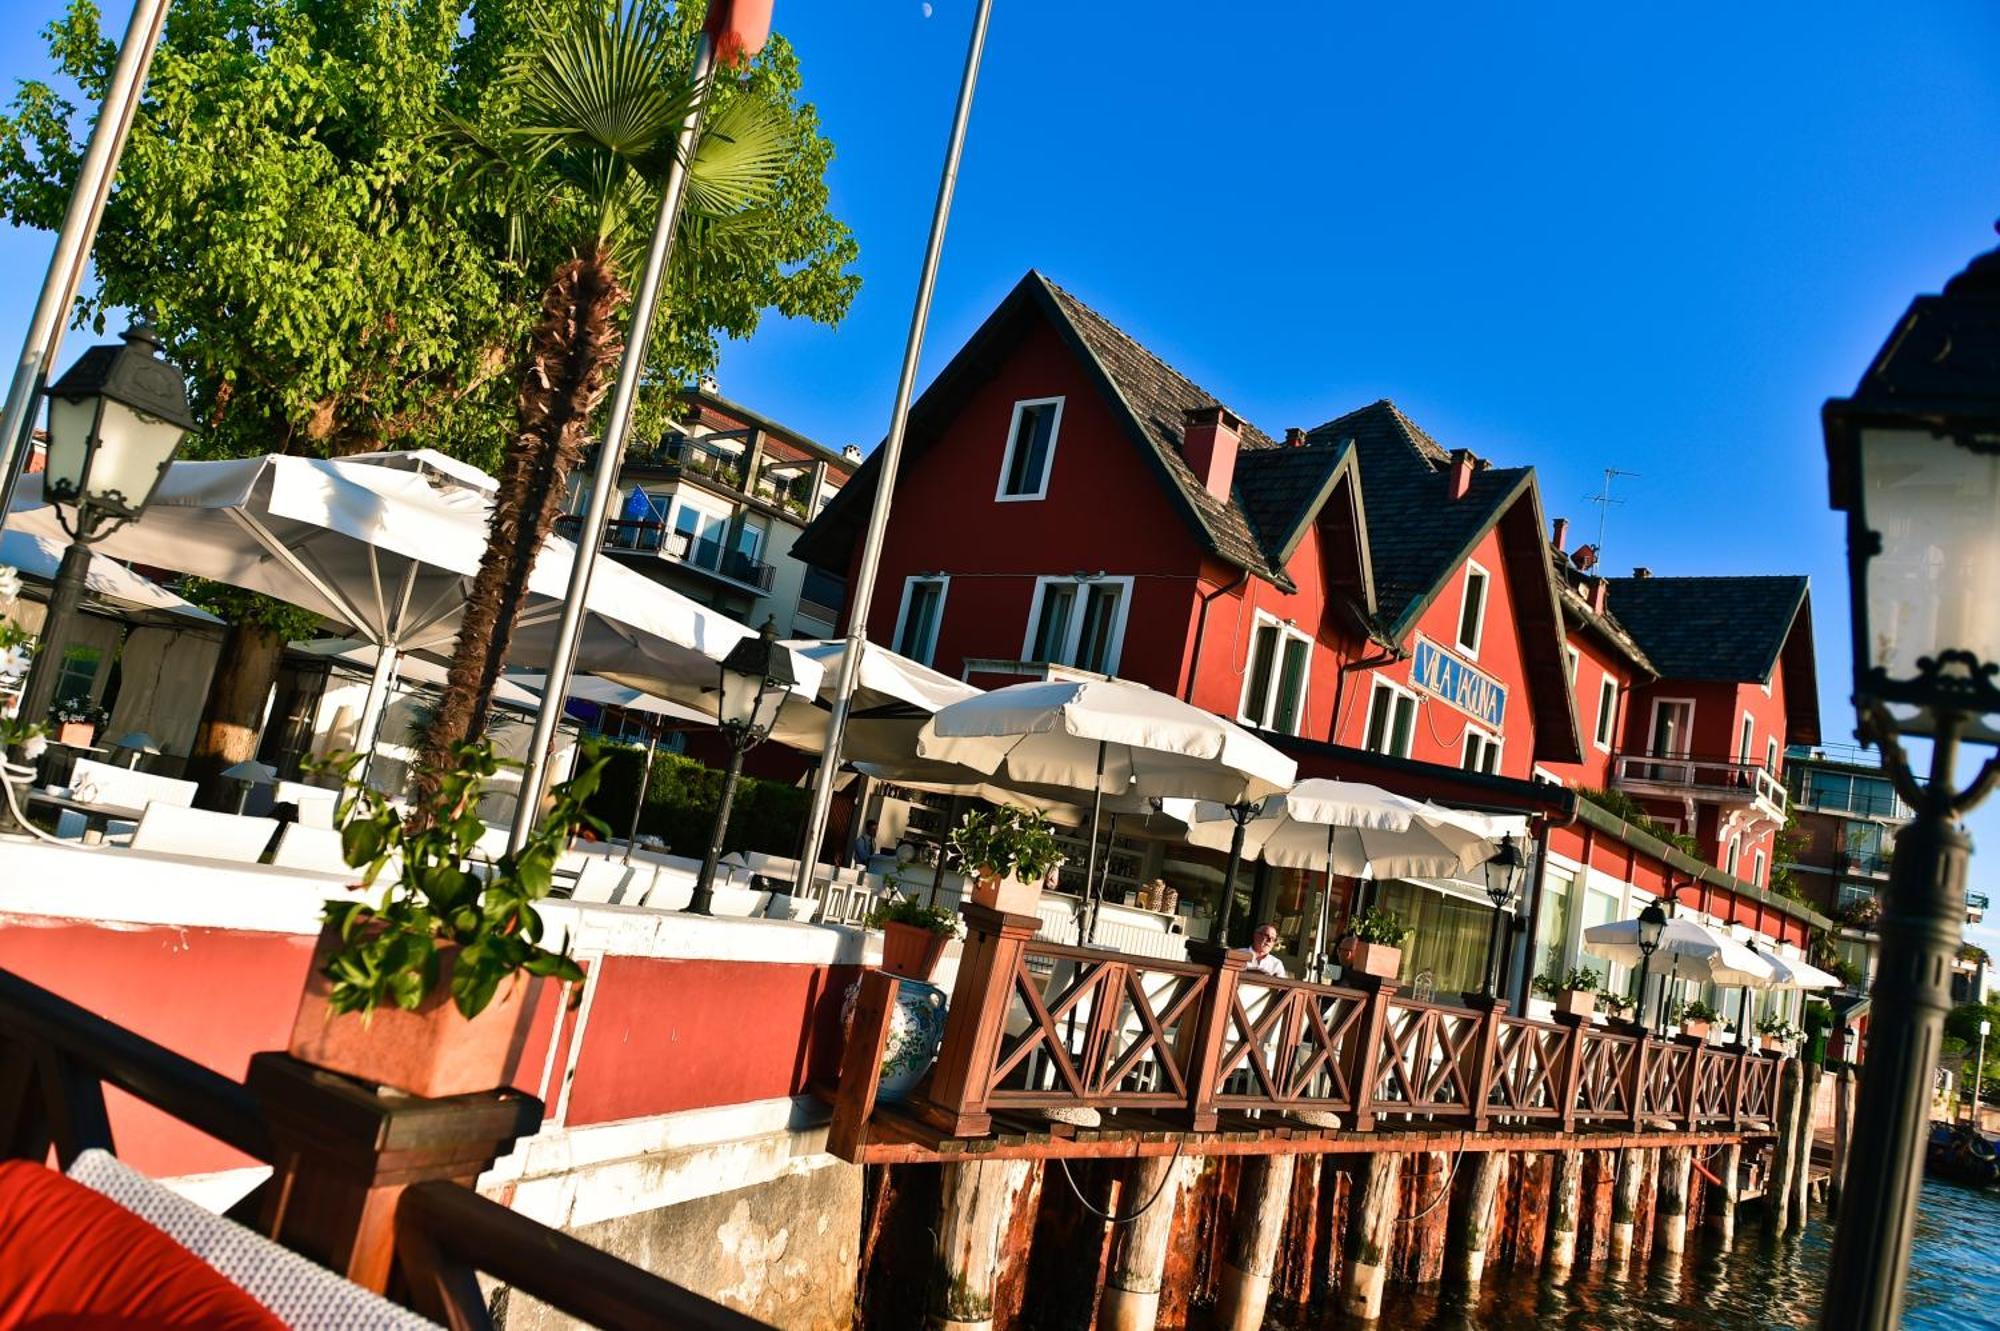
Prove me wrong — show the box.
[41,394,99,500]
[1857,427,2000,694]
[717,661,766,728]
[85,398,186,514]
[1481,833,1525,907]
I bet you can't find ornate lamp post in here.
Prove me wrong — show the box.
[687,620,795,915]
[1820,236,2000,1331]
[1634,900,1666,1030]
[14,324,195,727]
[1479,832,1529,998]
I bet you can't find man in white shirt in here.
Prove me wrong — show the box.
[1245,922,1286,977]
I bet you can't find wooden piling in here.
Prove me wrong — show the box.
[1609,1147,1645,1268]
[930,1158,1037,1331]
[1448,1150,1507,1286]
[1390,1150,1452,1285]
[1546,1148,1584,1274]
[1830,1065,1855,1215]
[1216,1154,1296,1331]
[1709,1141,1741,1243]
[1099,1155,1189,1331]
[1505,1150,1551,1271]
[1656,1145,1692,1256]
[1790,1061,1820,1233]
[1768,1059,1801,1233]
[1341,1151,1403,1322]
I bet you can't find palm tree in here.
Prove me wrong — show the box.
[419,1,787,784]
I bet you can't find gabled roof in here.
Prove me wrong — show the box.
[1605,574,1820,743]
[793,272,1296,586]
[1553,567,1658,679]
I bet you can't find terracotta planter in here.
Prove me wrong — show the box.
[1556,989,1597,1020]
[56,722,96,747]
[1336,937,1403,981]
[288,925,542,1098]
[1761,1034,1785,1053]
[1680,1018,1712,1043]
[970,866,1042,916]
[881,920,950,982]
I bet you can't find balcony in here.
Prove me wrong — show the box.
[555,517,775,593]
[1610,751,1788,823]
[1834,848,1893,879]
[614,433,752,491]
[1971,891,1989,926]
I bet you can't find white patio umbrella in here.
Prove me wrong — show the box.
[917,678,1297,941]
[0,527,219,625]
[1178,781,1520,978]
[9,452,807,762]
[772,639,979,764]
[1584,913,1780,1031]
[1757,949,1843,992]
[295,639,541,709]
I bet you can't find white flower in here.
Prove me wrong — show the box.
[0,646,28,681]
[19,732,45,761]
[0,565,18,602]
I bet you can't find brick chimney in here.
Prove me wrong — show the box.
[1589,578,1608,613]
[1182,405,1242,501]
[1551,516,1570,551]
[1284,426,1308,448]
[1633,566,1653,579]
[1446,448,1476,500]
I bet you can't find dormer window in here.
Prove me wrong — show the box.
[997,398,1063,500]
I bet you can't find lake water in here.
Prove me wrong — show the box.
[1346,1178,1999,1330]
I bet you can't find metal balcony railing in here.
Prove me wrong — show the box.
[555,518,775,592]
[1835,849,1893,878]
[611,433,752,489]
[1788,780,1911,821]
[1610,751,1789,817]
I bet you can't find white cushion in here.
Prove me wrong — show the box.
[128,805,280,863]
[65,1150,438,1329]
[271,824,352,874]
[69,758,198,811]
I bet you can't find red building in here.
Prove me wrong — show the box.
[797,272,1828,1012]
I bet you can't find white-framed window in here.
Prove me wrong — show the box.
[1022,575,1131,674]
[1564,646,1580,688]
[893,575,949,667]
[1363,678,1418,759]
[1739,712,1755,764]
[1594,677,1618,751]
[671,491,733,570]
[1752,848,1768,887]
[1766,736,1779,774]
[1725,833,1742,876]
[1239,615,1312,735]
[1456,561,1490,658]
[1462,726,1502,775]
[995,397,1064,501]
[1533,766,1566,787]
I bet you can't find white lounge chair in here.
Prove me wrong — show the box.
[270,823,354,875]
[127,805,280,864]
[274,779,339,829]
[69,758,198,811]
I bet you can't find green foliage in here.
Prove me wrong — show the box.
[1575,786,1698,857]
[866,893,959,937]
[1757,1013,1799,1041]
[1676,1000,1721,1025]
[1803,999,1836,1033]
[0,0,857,464]
[49,695,106,726]
[1945,1002,2000,1048]
[1562,966,1601,993]
[1346,906,1411,946]
[1530,973,1559,998]
[1960,943,1990,967]
[581,742,803,860]
[1599,991,1632,1017]
[313,738,604,1019]
[1768,812,1811,902]
[0,566,44,756]
[943,805,1064,884]
[179,578,323,641]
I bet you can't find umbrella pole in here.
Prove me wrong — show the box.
[1217,805,1250,947]
[355,643,398,787]
[1314,826,1335,984]
[624,723,658,866]
[1081,741,1106,946]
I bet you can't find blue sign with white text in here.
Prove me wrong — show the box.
[1409,636,1507,730]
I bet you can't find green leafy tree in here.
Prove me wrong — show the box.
[419,0,855,782]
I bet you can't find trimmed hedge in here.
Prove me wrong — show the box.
[584,743,806,861]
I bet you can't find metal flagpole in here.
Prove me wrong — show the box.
[508,31,718,853]
[0,0,172,523]
[790,0,995,893]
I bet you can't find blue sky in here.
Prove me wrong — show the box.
[2,0,1998,946]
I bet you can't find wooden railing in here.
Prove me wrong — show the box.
[880,905,1795,1144]
[0,968,757,1329]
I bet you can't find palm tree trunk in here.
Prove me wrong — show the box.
[420,247,626,792]
[184,618,288,809]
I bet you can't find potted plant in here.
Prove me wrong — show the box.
[943,805,1064,916]
[1676,1000,1721,1042]
[1336,906,1410,981]
[287,740,601,1098]
[1556,966,1601,1019]
[868,893,960,983]
[1598,991,1633,1025]
[50,696,106,748]
[1757,1013,1799,1053]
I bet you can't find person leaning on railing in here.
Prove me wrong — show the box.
[1246,922,1286,978]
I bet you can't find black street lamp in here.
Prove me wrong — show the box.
[1820,236,2000,1331]
[14,324,195,728]
[1634,900,1667,1031]
[1479,832,1529,998]
[688,620,796,916]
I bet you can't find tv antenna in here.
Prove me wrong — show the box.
[1586,468,1640,557]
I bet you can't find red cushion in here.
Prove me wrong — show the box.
[0,1159,285,1329]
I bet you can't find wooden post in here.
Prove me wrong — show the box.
[919,903,1043,1137]
[1709,1141,1741,1244]
[1463,996,1507,1133]
[1790,1061,1820,1233]
[1678,1041,1703,1131]
[1554,1015,1587,1135]
[1100,1155,1188,1331]
[1215,1153,1296,1331]
[1608,1146,1645,1268]
[1656,1144,1692,1256]
[1341,1150,1403,1321]
[1767,1058,1801,1233]
[246,1052,541,1294]
[1448,1150,1507,1285]
[1345,978,1398,1134]
[1625,1038,1652,1130]
[829,969,898,1161]
[930,1158,1036,1331]
[1830,1064,1856,1215]
[1181,942,1247,1132]
[1546,1148,1584,1274]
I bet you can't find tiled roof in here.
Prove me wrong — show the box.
[1305,400,1530,639]
[1602,575,1810,683]
[1232,442,1354,565]
[1037,279,1291,585]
